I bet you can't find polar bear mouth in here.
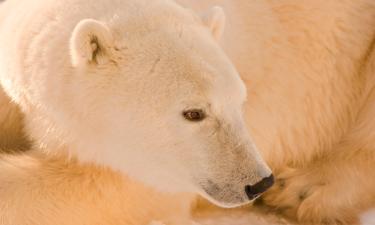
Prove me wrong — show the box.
[199,181,250,208]
[198,174,274,208]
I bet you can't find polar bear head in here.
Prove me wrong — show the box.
[6,1,272,207]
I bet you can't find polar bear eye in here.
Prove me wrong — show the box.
[183,109,206,122]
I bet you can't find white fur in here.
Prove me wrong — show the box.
[0,152,196,225]
[0,0,271,209]
[179,0,375,224]
[2,0,374,224]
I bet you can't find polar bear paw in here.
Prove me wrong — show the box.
[259,167,359,225]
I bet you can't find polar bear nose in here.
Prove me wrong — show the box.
[245,174,274,200]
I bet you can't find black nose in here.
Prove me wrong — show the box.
[245,174,274,200]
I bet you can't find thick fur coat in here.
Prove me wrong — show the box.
[178,1,375,224]
[0,0,375,225]
[0,0,271,224]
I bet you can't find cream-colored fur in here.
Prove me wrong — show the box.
[0,0,273,224]
[1,0,375,225]
[0,0,273,204]
[0,151,195,225]
[0,88,29,152]
[178,0,375,224]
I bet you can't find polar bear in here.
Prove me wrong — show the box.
[178,0,375,224]
[0,88,30,152]
[0,0,273,223]
[2,0,375,224]
[0,151,199,225]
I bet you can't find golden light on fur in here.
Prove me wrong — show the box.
[0,0,375,225]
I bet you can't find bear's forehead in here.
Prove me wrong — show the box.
[105,0,246,103]
[108,0,201,37]
[114,30,245,102]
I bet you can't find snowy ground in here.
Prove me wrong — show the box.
[194,208,375,225]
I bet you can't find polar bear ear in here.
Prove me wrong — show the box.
[201,6,226,41]
[70,19,114,66]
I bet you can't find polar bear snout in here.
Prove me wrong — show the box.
[245,174,274,200]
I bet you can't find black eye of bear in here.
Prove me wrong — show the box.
[183,109,206,122]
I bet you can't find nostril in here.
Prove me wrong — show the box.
[245,174,274,200]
